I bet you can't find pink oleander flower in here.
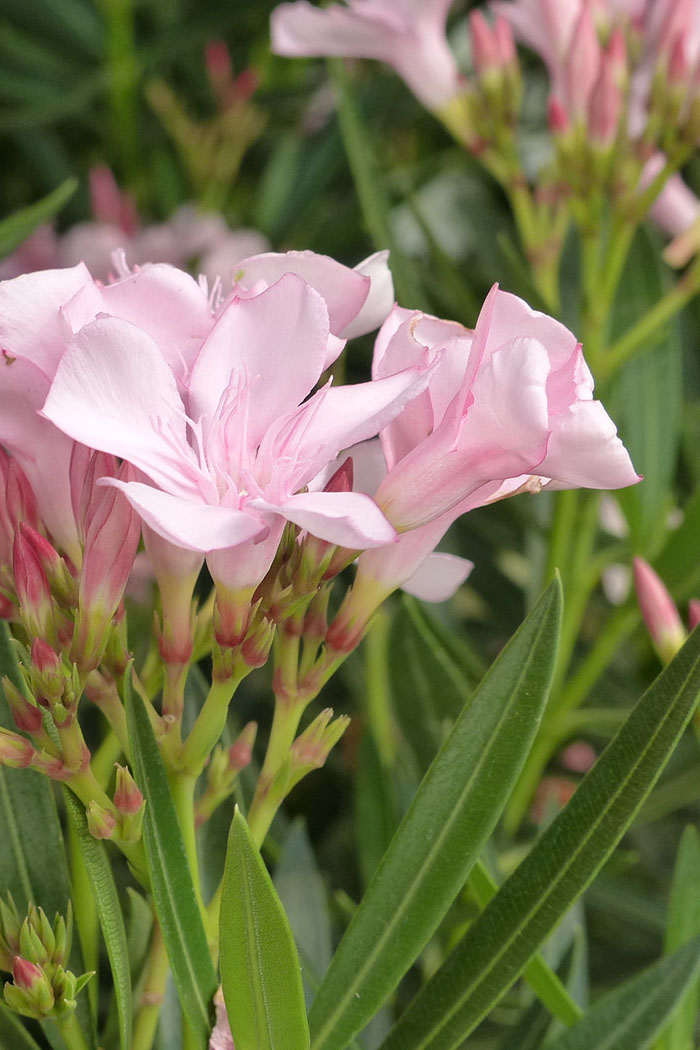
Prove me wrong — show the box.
[0,249,393,575]
[270,0,463,112]
[326,287,638,647]
[373,286,638,533]
[41,260,430,605]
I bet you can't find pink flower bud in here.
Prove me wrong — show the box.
[228,721,257,773]
[19,524,76,607]
[689,598,700,631]
[89,165,138,236]
[113,764,144,815]
[633,557,686,664]
[559,740,596,773]
[69,447,119,546]
[86,800,117,840]
[563,0,601,119]
[668,32,688,87]
[548,95,570,134]
[588,53,623,146]
[2,677,43,734]
[12,530,54,642]
[12,957,45,992]
[30,639,64,704]
[324,456,353,494]
[0,728,35,769]
[241,616,275,669]
[205,39,233,103]
[470,11,501,77]
[494,15,516,67]
[4,454,39,533]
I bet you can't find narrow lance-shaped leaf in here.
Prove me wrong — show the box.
[309,577,562,1050]
[220,807,310,1050]
[378,624,700,1050]
[544,936,700,1050]
[62,788,133,1050]
[656,826,700,1050]
[0,177,77,258]
[125,674,216,1046]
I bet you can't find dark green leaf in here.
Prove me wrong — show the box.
[354,729,399,889]
[0,178,77,258]
[63,789,132,1050]
[125,677,216,1046]
[656,826,700,1050]
[309,578,562,1050]
[544,937,700,1050]
[220,808,310,1050]
[378,624,700,1050]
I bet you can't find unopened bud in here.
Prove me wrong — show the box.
[689,598,700,631]
[241,616,275,669]
[8,957,54,1019]
[229,721,257,772]
[30,640,65,707]
[13,530,54,642]
[288,708,350,788]
[86,800,117,840]
[633,557,686,664]
[2,677,43,734]
[19,524,77,607]
[113,764,143,814]
[0,728,34,769]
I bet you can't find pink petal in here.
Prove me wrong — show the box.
[42,316,201,497]
[402,552,473,602]
[0,353,78,558]
[341,250,395,339]
[540,399,641,490]
[98,264,213,381]
[188,274,330,444]
[231,250,370,336]
[0,263,92,374]
[293,360,439,483]
[103,479,264,551]
[259,490,396,548]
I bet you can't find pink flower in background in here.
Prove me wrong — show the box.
[373,286,638,534]
[271,0,463,111]
[42,268,433,600]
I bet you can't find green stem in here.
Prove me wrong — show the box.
[100,0,140,182]
[168,772,207,925]
[467,860,584,1025]
[247,697,305,848]
[131,920,170,1050]
[55,1012,91,1050]
[544,490,579,587]
[603,269,700,380]
[180,667,247,774]
[67,821,99,1019]
[91,728,123,788]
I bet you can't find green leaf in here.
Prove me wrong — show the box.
[354,729,399,889]
[0,1003,44,1050]
[0,177,77,258]
[543,937,700,1050]
[378,624,700,1050]
[653,481,700,600]
[611,228,682,554]
[125,677,216,1046]
[62,789,132,1050]
[656,826,700,1050]
[275,820,333,982]
[219,807,310,1050]
[309,577,563,1050]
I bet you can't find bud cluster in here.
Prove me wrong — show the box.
[0,897,92,1023]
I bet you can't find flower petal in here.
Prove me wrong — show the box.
[340,250,395,339]
[401,552,473,602]
[255,490,396,548]
[42,316,201,496]
[0,263,92,373]
[103,479,264,551]
[188,273,330,444]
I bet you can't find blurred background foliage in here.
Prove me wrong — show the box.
[3,1,700,1047]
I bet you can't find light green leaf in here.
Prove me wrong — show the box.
[125,677,216,1046]
[275,820,333,984]
[544,936,700,1050]
[656,826,700,1050]
[378,624,700,1050]
[0,177,77,258]
[220,807,310,1050]
[63,789,132,1050]
[309,577,562,1050]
